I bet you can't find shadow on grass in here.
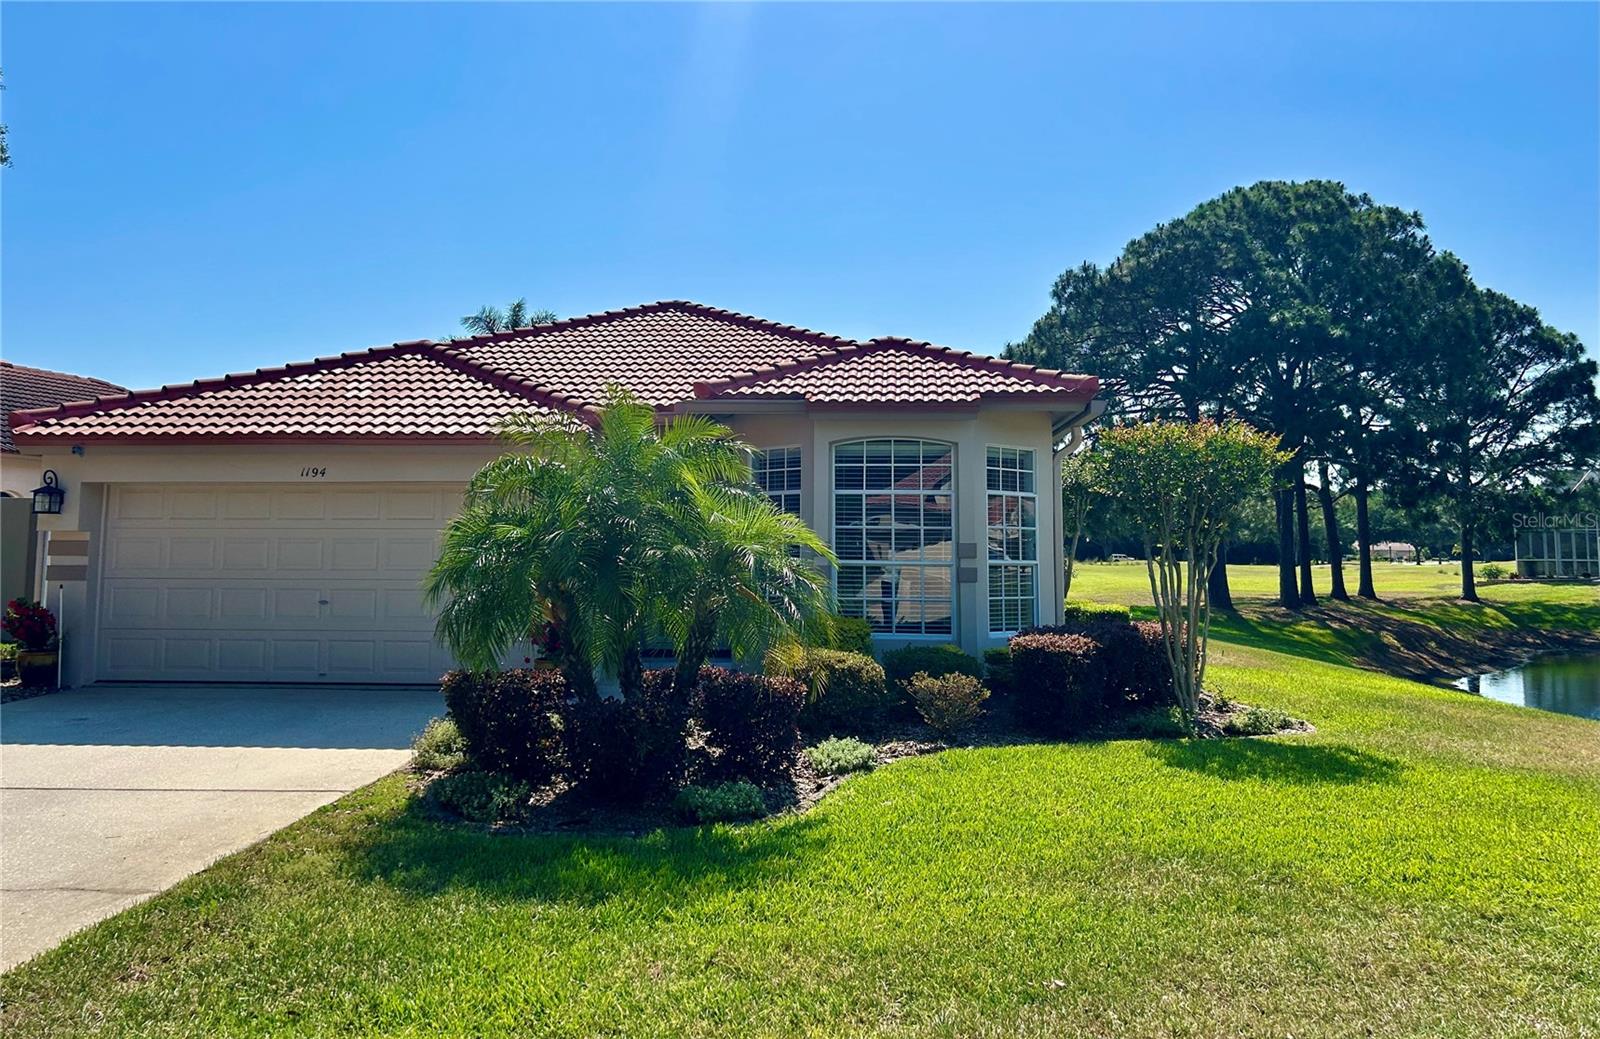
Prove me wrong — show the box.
[1149,739,1404,786]
[350,797,827,905]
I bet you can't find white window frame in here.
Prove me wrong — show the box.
[986,444,1039,636]
[832,438,957,639]
[752,445,803,516]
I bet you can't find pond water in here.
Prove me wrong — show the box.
[1453,654,1600,720]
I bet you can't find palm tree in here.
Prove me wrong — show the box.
[459,298,557,336]
[424,388,834,710]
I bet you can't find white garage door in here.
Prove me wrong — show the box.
[97,483,463,683]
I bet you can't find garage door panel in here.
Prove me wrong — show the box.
[222,538,272,570]
[99,484,461,684]
[108,537,164,571]
[330,538,379,571]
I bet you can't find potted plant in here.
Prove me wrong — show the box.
[3,598,59,689]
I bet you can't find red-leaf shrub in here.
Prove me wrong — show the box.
[440,668,569,786]
[3,598,57,651]
[1008,632,1105,735]
[565,670,688,800]
[1025,618,1174,713]
[692,665,805,782]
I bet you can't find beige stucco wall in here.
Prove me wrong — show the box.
[28,409,1067,686]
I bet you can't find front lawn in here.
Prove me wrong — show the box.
[3,596,1598,1036]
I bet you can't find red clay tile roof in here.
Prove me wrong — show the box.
[694,337,1097,408]
[8,345,563,443]
[10,301,1097,444]
[1,361,126,453]
[450,300,855,409]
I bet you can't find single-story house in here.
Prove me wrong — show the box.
[10,301,1101,687]
[2,361,127,608]
[1365,541,1418,563]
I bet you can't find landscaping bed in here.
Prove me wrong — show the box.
[2,619,1595,1039]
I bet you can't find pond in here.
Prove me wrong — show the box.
[1453,653,1600,720]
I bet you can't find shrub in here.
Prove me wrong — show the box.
[1026,617,1173,711]
[673,781,767,824]
[440,669,568,786]
[827,615,876,656]
[804,736,876,776]
[1008,632,1105,736]
[983,647,1014,699]
[427,770,533,824]
[1478,562,1509,581]
[881,644,983,698]
[411,717,468,773]
[907,671,989,738]
[1060,600,1132,625]
[786,649,893,735]
[566,670,687,800]
[1222,705,1294,736]
[693,666,806,782]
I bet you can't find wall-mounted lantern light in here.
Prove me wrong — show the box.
[31,470,65,515]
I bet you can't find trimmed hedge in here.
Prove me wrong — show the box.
[1010,618,1173,735]
[693,666,806,782]
[790,649,893,735]
[565,670,687,800]
[882,644,984,697]
[1061,600,1133,625]
[1009,632,1105,735]
[440,668,568,785]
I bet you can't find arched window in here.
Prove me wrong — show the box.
[833,439,954,635]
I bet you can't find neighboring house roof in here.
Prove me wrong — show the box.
[1,361,126,453]
[10,301,1098,444]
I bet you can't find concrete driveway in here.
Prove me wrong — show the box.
[0,684,442,971]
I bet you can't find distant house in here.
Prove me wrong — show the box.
[1,360,127,608]
[1367,541,1417,562]
[9,301,1102,686]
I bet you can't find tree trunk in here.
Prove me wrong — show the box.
[1208,543,1235,612]
[1064,527,1082,601]
[1275,462,1301,609]
[1353,478,1376,599]
[1460,514,1479,602]
[1295,475,1317,605]
[1316,460,1348,601]
[673,610,717,701]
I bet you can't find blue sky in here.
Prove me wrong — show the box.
[3,2,1596,390]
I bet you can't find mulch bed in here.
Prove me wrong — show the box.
[412,699,1309,837]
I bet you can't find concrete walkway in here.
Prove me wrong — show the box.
[0,684,442,971]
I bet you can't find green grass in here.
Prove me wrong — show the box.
[4,583,1598,1037]
[1072,562,1600,673]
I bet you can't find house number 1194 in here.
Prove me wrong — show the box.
[299,466,328,478]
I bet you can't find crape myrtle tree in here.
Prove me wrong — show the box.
[1060,449,1105,600]
[425,389,834,786]
[1099,420,1286,726]
[1396,255,1600,600]
[1008,180,1434,610]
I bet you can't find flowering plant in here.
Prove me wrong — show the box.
[3,598,58,651]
